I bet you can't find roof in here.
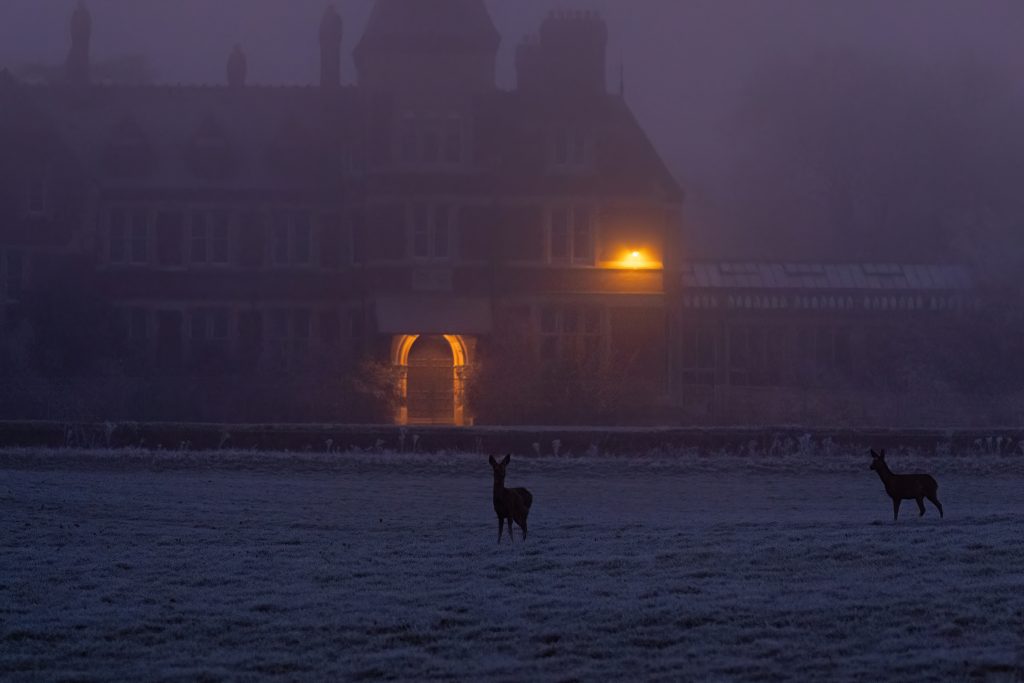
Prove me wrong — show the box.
[355,0,500,56]
[13,83,366,193]
[681,263,974,292]
[0,76,679,201]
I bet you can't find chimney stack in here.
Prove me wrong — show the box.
[65,1,92,85]
[227,45,248,88]
[320,4,344,88]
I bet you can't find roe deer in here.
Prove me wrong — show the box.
[870,449,943,521]
[489,454,533,543]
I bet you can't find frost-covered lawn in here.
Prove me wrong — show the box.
[1,450,1023,682]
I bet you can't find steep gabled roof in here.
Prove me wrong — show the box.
[19,84,367,192]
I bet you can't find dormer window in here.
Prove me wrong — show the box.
[105,116,153,178]
[550,127,592,170]
[187,116,235,178]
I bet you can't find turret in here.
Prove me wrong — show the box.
[518,10,608,95]
[320,4,344,88]
[65,1,92,85]
[354,0,499,94]
[227,45,247,88]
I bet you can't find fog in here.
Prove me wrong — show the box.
[3,0,1024,262]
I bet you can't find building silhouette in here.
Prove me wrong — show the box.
[0,1,995,427]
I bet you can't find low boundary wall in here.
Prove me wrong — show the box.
[0,421,1022,456]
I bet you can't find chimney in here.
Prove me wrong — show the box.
[65,1,92,85]
[227,45,247,88]
[320,4,344,88]
[517,11,609,95]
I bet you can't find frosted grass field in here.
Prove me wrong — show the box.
[1,448,1023,681]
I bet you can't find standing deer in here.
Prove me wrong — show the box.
[869,449,943,521]
[489,454,533,543]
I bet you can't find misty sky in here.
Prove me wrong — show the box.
[2,0,1023,257]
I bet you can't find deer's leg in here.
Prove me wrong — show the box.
[520,518,528,542]
[507,518,514,542]
[928,494,944,518]
[497,517,504,544]
[892,498,901,521]
[916,497,926,516]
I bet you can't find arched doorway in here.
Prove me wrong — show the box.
[392,334,471,426]
[407,336,454,425]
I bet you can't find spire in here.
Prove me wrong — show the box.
[65,1,92,85]
[320,4,344,88]
[227,45,247,87]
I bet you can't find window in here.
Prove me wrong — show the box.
[410,205,452,260]
[110,210,127,263]
[191,211,231,265]
[729,326,780,386]
[318,213,351,269]
[130,210,149,264]
[797,326,853,381]
[128,308,148,343]
[400,115,418,164]
[3,251,25,303]
[681,327,716,385]
[156,211,184,267]
[397,112,465,166]
[268,308,311,369]
[551,128,590,168]
[119,307,149,352]
[190,308,230,343]
[271,211,313,267]
[547,207,594,265]
[444,117,463,164]
[108,208,148,265]
[189,307,230,366]
[27,179,47,217]
[538,306,604,366]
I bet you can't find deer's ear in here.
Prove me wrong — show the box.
[502,454,511,465]
[870,449,879,458]
[488,455,496,466]
[880,449,886,458]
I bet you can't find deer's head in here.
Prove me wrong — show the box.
[489,454,511,483]
[870,449,887,471]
